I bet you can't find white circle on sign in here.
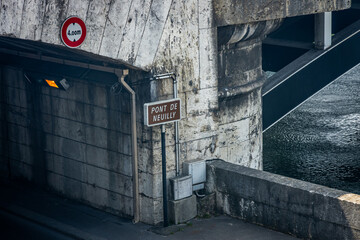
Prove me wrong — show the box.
[66,23,82,42]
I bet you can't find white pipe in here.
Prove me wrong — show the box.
[116,69,139,223]
[173,76,180,176]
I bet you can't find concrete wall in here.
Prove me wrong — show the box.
[0,0,351,225]
[206,159,360,240]
[0,65,135,217]
[135,1,265,223]
[0,0,349,69]
[0,0,262,170]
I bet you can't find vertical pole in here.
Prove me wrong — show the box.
[173,76,180,176]
[315,12,332,50]
[174,121,180,176]
[161,124,169,227]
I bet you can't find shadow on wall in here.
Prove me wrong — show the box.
[204,159,360,240]
[0,64,136,218]
[0,66,46,184]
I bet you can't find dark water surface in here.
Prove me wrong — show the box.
[263,64,360,194]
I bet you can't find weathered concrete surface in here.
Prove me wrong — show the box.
[206,159,360,240]
[0,0,172,70]
[168,194,197,224]
[196,192,216,217]
[213,0,351,27]
[215,36,265,168]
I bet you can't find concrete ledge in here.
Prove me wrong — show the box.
[206,159,360,240]
[214,0,350,27]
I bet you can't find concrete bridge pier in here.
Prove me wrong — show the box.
[216,20,282,169]
[204,0,349,170]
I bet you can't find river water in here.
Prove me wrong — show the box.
[263,64,360,194]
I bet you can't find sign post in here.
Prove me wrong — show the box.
[144,98,181,227]
[144,98,181,127]
[160,124,168,227]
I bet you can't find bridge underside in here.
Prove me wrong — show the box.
[262,4,360,130]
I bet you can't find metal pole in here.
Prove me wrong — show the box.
[150,73,180,176]
[161,124,169,227]
[172,76,180,176]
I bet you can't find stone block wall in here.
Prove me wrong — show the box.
[206,159,360,240]
[0,65,134,217]
[135,0,221,224]
[139,0,265,223]
[217,38,263,169]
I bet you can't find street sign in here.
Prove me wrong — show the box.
[61,16,87,48]
[144,98,181,127]
[144,98,181,227]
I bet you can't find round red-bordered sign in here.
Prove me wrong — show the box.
[61,16,86,48]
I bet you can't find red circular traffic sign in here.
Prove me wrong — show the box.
[61,16,87,48]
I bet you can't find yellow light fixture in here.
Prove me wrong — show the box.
[26,72,70,91]
[45,79,59,88]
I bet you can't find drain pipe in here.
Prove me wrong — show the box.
[150,73,180,176]
[115,69,140,223]
[172,76,180,176]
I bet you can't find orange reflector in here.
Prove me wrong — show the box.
[45,79,59,88]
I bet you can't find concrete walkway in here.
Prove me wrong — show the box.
[0,180,299,240]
